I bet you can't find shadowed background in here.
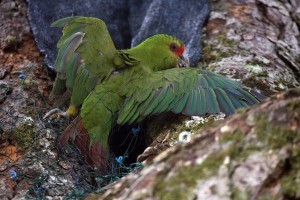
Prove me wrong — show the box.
[26,0,210,69]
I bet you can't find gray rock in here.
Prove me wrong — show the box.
[130,0,210,66]
[27,0,210,69]
[27,0,130,69]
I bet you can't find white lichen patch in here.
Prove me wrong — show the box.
[195,176,231,200]
[244,64,263,74]
[255,55,270,65]
[24,116,34,123]
[223,156,231,166]
[178,131,192,143]
[185,113,225,128]
[195,153,209,165]
[219,159,230,177]
[220,125,231,133]
[212,113,226,121]
[277,83,285,89]
[185,116,207,127]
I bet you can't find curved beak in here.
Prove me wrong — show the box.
[178,51,189,67]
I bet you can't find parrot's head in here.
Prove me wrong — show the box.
[133,34,190,71]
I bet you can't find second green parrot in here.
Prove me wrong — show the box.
[45,16,188,119]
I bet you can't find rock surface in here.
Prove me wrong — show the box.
[198,0,300,94]
[129,0,210,66]
[26,0,210,68]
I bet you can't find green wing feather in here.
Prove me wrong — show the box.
[51,16,118,107]
[117,68,266,125]
[80,85,123,147]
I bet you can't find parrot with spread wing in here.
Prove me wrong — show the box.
[59,38,265,169]
[62,64,265,171]
[48,16,266,171]
[45,16,189,119]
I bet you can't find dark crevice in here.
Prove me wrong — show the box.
[276,51,300,82]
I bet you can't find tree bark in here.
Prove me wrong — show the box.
[86,0,300,199]
[90,90,300,200]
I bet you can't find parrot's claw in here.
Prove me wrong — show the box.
[43,108,68,121]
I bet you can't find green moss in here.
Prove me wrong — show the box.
[153,100,300,199]
[145,113,212,146]
[154,165,200,200]
[280,148,300,199]
[279,79,298,89]
[257,194,279,200]
[255,117,300,149]
[13,123,37,148]
[231,186,248,200]
[245,58,270,67]
[188,121,206,133]
[217,34,237,48]
[145,113,188,145]
[221,129,245,144]
[256,71,269,77]
[4,35,17,47]
[154,146,237,200]
[242,75,272,96]
[193,117,219,134]
[201,43,223,64]
[221,132,264,165]
[287,98,300,112]
[244,64,263,74]
[295,55,300,64]
[200,34,238,65]
[210,115,299,199]
[253,103,300,199]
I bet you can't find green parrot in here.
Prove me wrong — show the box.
[45,16,189,119]
[71,66,265,170]
[53,24,266,171]
[49,16,265,171]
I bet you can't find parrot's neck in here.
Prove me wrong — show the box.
[127,50,167,73]
[125,47,153,67]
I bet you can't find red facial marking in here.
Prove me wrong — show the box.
[174,45,185,56]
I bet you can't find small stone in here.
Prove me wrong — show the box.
[58,160,72,170]
[2,1,16,11]
[242,32,256,40]
[0,82,12,104]
[3,35,18,50]
[0,65,12,79]
[220,125,230,133]
[0,161,9,172]
[0,177,14,199]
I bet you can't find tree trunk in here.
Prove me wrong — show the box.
[87,0,300,199]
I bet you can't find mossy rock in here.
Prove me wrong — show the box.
[13,123,37,148]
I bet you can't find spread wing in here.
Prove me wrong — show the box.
[117,68,266,125]
[51,16,117,105]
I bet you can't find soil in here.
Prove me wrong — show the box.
[0,0,75,199]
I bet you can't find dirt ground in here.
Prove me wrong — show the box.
[0,0,83,199]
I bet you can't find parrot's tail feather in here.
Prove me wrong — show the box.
[59,116,108,171]
[90,142,108,170]
[59,116,82,146]
[75,131,108,171]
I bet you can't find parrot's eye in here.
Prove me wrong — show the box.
[169,43,179,52]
